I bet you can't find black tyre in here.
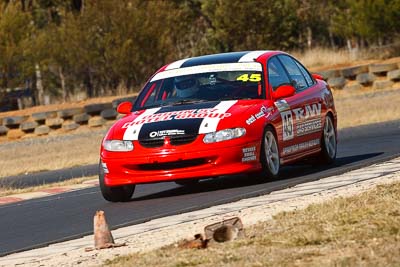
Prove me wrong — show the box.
[99,162,135,202]
[175,179,199,186]
[319,115,337,164]
[260,126,280,180]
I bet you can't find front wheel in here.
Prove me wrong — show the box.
[260,127,280,180]
[319,115,337,164]
[99,162,135,202]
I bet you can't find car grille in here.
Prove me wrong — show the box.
[139,134,198,148]
[138,158,207,170]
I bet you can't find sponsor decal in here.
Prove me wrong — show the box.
[246,106,272,125]
[296,118,322,136]
[122,108,231,128]
[292,103,321,121]
[280,103,322,140]
[242,146,257,162]
[282,139,320,156]
[281,110,294,141]
[149,129,185,138]
[274,99,290,112]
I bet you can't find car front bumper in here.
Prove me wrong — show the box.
[101,141,261,186]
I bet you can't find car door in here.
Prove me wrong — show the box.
[267,55,323,161]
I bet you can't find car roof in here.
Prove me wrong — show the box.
[163,50,281,71]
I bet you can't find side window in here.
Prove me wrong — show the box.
[278,55,308,91]
[295,60,314,87]
[267,57,291,91]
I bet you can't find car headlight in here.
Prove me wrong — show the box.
[203,128,246,143]
[103,140,134,152]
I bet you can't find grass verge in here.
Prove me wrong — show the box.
[105,181,400,267]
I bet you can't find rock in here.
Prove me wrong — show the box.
[112,97,137,108]
[0,125,9,135]
[88,116,106,127]
[387,69,400,81]
[369,63,398,75]
[7,129,25,140]
[84,103,113,116]
[45,118,64,129]
[327,77,346,89]
[340,65,369,79]
[100,108,117,120]
[32,111,58,122]
[57,108,84,119]
[62,120,80,131]
[34,125,51,136]
[372,80,394,90]
[20,121,39,133]
[356,73,376,86]
[3,116,29,128]
[73,113,91,124]
[344,83,362,91]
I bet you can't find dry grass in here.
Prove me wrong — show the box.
[0,129,104,177]
[333,85,400,129]
[0,176,96,197]
[292,47,374,70]
[105,181,400,267]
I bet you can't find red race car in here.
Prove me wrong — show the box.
[100,51,337,202]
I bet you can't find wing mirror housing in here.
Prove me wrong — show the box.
[117,101,132,114]
[272,84,295,100]
[312,73,325,81]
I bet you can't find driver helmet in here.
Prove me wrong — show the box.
[174,76,199,98]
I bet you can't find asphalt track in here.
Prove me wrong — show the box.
[0,120,399,257]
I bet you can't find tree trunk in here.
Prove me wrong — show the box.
[347,37,359,60]
[84,68,94,97]
[59,66,67,102]
[306,27,312,49]
[35,63,44,105]
[329,29,335,49]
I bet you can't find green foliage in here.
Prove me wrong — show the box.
[1,0,400,103]
[0,1,34,88]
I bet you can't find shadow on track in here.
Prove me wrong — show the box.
[131,152,383,202]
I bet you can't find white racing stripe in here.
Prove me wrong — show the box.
[123,107,161,140]
[238,50,270,62]
[151,63,263,82]
[199,100,238,134]
[165,58,191,70]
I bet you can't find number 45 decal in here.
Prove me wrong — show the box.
[236,73,261,82]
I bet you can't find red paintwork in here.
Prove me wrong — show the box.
[116,102,132,114]
[271,84,295,99]
[100,51,337,187]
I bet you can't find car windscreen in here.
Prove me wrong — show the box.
[134,62,264,110]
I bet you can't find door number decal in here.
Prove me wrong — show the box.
[281,110,294,141]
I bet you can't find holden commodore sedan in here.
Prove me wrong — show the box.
[99,50,337,202]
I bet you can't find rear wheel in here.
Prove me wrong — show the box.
[319,115,337,164]
[260,127,280,180]
[99,162,135,202]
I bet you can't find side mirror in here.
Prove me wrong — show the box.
[272,84,295,100]
[312,73,325,81]
[117,101,132,114]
